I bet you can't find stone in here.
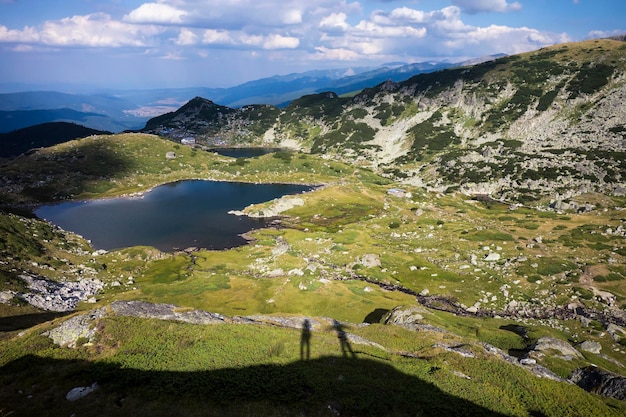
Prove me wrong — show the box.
[607,323,626,341]
[569,367,626,400]
[18,275,104,312]
[484,253,501,262]
[66,383,99,401]
[384,305,431,326]
[531,337,583,359]
[0,290,15,304]
[359,254,381,268]
[110,301,226,325]
[165,151,176,159]
[45,308,106,347]
[579,340,602,354]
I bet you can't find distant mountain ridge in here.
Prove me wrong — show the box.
[0,60,466,134]
[0,108,128,134]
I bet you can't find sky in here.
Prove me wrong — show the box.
[0,0,624,91]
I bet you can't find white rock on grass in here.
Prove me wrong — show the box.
[484,253,501,262]
[66,383,99,401]
[0,290,15,304]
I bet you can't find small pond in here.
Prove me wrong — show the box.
[207,147,284,158]
[35,180,313,252]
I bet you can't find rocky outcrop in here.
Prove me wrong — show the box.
[110,300,226,324]
[569,366,626,400]
[230,196,305,218]
[529,337,583,360]
[44,307,106,347]
[383,305,432,327]
[18,274,103,312]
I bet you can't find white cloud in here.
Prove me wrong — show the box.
[262,34,300,49]
[0,13,160,47]
[353,20,427,38]
[319,12,351,32]
[587,29,625,39]
[123,2,186,24]
[444,24,570,54]
[202,30,299,50]
[282,9,303,25]
[202,29,233,45]
[175,28,197,45]
[385,7,430,24]
[0,0,573,78]
[0,25,40,43]
[313,46,362,61]
[451,0,522,14]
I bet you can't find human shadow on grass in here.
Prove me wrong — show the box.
[0,354,510,417]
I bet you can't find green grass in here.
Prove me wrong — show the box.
[1,315,623,417]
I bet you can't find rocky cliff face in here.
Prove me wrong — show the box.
[144,38,626,206]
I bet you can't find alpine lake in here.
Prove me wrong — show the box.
[35,148,313,252]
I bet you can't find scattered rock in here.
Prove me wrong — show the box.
[165,151,176,159]
[0,290,15,304]
[66,383,99,401]
[579,340,602,354]
[383,305,431,326]
[358,254,381,268]
[44,308,106,347]
[434,343,475,358]
[387,188,411,198]
[267,268,284,278]
[466,306,479,313]
[110,300,226,325]
[484,253,501,262]
[18,274,104,312]
[271,238,290,257]
[607,323,626,342]
[530,337,583,360]
[569,367,626,400]
[245,196,305,218]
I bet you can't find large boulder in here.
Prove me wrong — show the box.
[44,308,106,347]
[383,305,432,326]
[530,337,583,360]
[569,367,626,400]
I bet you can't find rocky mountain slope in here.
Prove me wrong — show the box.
[143,38,626,207]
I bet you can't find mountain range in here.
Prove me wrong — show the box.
[0,60,461,134]
[141,38,626,207]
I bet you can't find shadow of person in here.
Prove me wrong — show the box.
[333,319,356,359]
[300,319,312,360]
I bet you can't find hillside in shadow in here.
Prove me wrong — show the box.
[1,137,135,204]
[0,122,111,158]
[0,354,510,417]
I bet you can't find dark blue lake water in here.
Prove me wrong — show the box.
[35,180,312,252]
[208,148,283,158]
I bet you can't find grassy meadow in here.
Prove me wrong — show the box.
[1,133,625,416]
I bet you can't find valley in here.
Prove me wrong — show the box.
[1,38,626,416]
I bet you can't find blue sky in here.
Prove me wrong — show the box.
[0,0,623,90]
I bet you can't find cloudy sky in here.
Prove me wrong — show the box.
[0,0,623,90]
